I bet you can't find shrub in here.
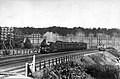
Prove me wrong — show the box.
[24,37,32,49]
[85,64,120,79]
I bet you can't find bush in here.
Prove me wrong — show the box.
[85,64,120,79]
[24,37,32,49]
[107,49,120,57]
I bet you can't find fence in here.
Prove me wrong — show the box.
[0,48,41,56]
[25,52,83,76]
[35,53,82,71]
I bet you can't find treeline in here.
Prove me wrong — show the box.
[17,26,120,37]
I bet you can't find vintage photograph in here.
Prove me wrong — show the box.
[0,0,120,79]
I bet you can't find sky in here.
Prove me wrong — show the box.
[0,0,120,29]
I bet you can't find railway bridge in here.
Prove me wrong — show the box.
[0,49,98,75]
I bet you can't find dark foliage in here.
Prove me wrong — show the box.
[16,26,120,37]
[24,37,32,49]
[85,64,120,79]
[107,49,120,57]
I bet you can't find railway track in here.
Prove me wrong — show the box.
[0,49,96,66]
[0,49,98,75]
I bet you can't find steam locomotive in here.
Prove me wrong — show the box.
[40,39,87,54]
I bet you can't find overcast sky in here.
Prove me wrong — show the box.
[0,0,120,28]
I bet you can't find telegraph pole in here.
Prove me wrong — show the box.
[112,33,117,47]
[81,32,84,42]
[89,33,93,49]
[97,33,103,45]
[55,33,58,42]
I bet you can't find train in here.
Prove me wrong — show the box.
[40,39,87,54]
